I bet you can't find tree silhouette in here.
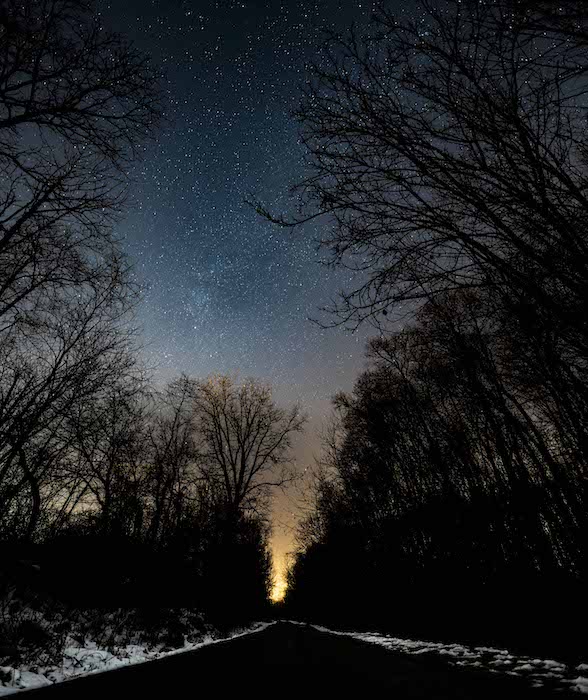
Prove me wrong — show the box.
[286,289,586,654]
[258,0,588,351]
[0,0,161,542]
[189,375,306,515]
[269,2,588,653]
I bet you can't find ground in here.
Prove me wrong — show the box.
[13,621,585,698]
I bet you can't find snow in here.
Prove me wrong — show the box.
[2,618,583,695]
[571,678,588,694]
[285,621,586,695]
[0,621,274,694]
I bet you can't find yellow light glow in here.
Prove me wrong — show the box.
[271,571,287,603]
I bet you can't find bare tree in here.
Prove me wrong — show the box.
[0,0,162,540]
[0,272,141,540]
[257,0,588,350]
[145,377,200,548]
[287,290,586,643]
[57,372,148,539]
[188,375,306,514]
[0,0,161,332]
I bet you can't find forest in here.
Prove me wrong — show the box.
[280,0,587,661]
[0,0,586,686]
[0,0,305,673]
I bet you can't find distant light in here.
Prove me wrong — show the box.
[271,572,287,602]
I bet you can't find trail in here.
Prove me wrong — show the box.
[23,621,579,698]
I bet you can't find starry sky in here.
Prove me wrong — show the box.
[96,0,402,593]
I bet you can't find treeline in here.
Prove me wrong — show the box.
[2,374,303,624]
[282,0,588,657]
[286,289,586,653]
[0,0,304,638]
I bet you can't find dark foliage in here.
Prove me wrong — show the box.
[0,0,277,655]
[282,0,588,661]
[285,290,587,658]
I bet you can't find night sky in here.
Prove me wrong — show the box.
[96,0,400,592]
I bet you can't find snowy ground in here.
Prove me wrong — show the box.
[0,621,274,695]
[286,621,587,695]
[3,619,584,695]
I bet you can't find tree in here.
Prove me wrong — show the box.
[0,0,161,331]
[277,1,587,650]
[0,272,141,541]
[258,0,588,352]
[145,377,200,548]
[189,375,306,514]
[286,290,586,648]
[60,374,148,539]
[0,0,162,541]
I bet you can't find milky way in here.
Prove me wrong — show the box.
[96,0,400,581]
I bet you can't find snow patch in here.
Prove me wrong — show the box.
[569,677,588,695]
[290,621,584,695]
[0,621,274,693]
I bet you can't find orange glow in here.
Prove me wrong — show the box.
[271,549,288,602]
[271,571,287,602]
